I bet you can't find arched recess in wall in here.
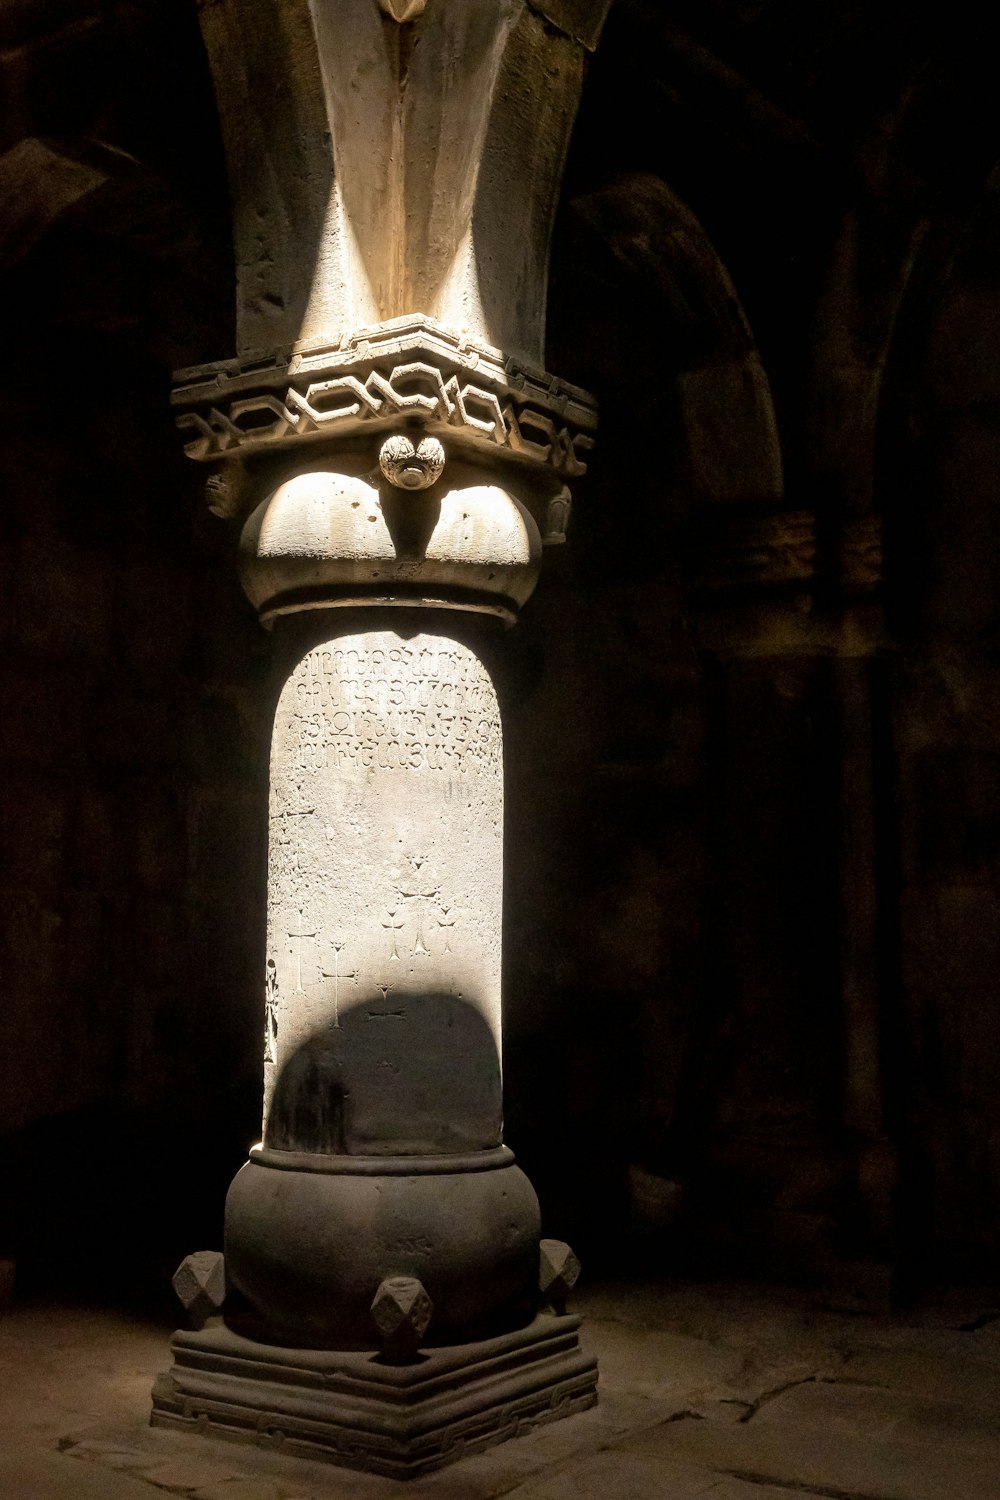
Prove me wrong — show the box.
[868,154,1000,1279]
[798,37,1000,1279]
[794,146,935,1280]
[0,134,228,367]
[503,168,794,1263]
[547,169,784,538]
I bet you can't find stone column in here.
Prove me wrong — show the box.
[152,0,607,1477]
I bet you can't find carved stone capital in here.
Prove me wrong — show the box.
[172,315,597,490]
[184,0,604,610]
[697,510,883,599]
[237,458,543,627]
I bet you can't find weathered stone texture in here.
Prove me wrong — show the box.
[199,0,597,363]
[262,629,504,1154]
[0,3,262,1285]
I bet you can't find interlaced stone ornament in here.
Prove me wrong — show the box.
[173,316,597,483]
[172,1251,226,1329]
[538,1239,581,1315]
[371,1275,434,1363]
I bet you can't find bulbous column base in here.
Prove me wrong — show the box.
[224,1147,542,1349]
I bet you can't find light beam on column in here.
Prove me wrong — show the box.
[151,0,609,1476]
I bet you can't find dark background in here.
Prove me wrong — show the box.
[3,0,999,1309]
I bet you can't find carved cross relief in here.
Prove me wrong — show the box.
[264,958,279,1065]
[286,909,319,992]
[394,849,443,959]
[319,937,359,1028]
[382,906,405,961]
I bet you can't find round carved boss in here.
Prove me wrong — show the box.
[378,434,446,490]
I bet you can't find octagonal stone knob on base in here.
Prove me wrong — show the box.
[371,1275,433,1363]
[539,1239,581,1315]
[172,1250,226,1329]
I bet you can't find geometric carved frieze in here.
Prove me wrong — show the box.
[173,314,598,482]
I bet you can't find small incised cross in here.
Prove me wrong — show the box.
[382,906,405,961]
[264,959,279,1064]
[320,937,359,1028]
[286,908,318,992]
[436,904,458,953]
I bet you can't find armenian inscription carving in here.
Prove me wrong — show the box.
[263,631,505,1124]
[289,644,502,775]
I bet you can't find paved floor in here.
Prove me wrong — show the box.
[2,1278,999,1499]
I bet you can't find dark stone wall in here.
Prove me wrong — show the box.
[0,327,269,1299]
[2,0,1000,1304]
[0,2,266,1301]
[513,0,1000,1288]
[879,181,1000,1281]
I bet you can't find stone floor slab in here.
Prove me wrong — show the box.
[581,1317,745,1399]
[754,1376,1000,1452]
[510,1448,839,1500]
[833,1342,1000,1408]
[0,1448,161,1500]
[192,1480,307,1500]
[503,1450,724,1499]
[133,1455,250,1489]
[614,1404,1000,1500]
[5,1285,1000,1500]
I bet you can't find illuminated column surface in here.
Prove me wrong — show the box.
[152,0,609,1477]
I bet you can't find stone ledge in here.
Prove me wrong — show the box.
[150,1312,598,1480]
